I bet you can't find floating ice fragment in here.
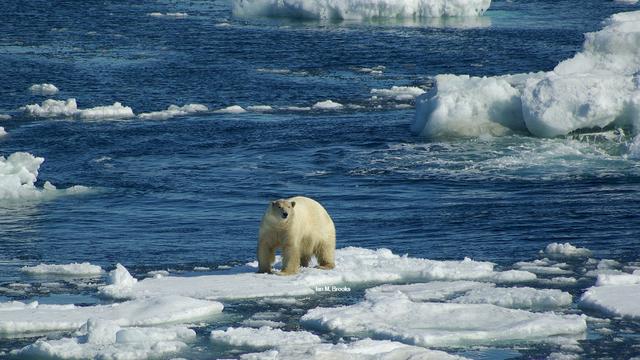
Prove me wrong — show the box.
[21,263,103,276]
[211,326,321,349]
[311,100,344,110]
[544,243,592,259]
[452,286,572,311]
[29,83,59,95]
[370,86,425,101]
[215,105,247,114]
[138,104,208,120]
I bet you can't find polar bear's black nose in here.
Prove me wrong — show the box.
[282,212,288,219]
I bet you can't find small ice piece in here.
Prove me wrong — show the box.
[247,105,274,112]
[0,114,12,120]
[148,12,189,18]
[29,83,59,95]
[452,286,573,311]
[312,100,344,110]
[0,127,6,137]
[544,243,592,259]
[233,0,491,20]
[15,320,195,359]
[241,338,467,359]
[22,98,78,118]
[538,277,578,287]
[370,86,425,101]
[20,262,103,276]
[240,319,286,328]
[514,259,573,275]
[77,102,134,120]
[211,326,321,349]
[215,105,247,114]
[364,281,495,302]
[301,292,586,347]
[138,104,208,120]
[284,106,312,111]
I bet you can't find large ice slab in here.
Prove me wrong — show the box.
[98,247,535,300]
[233,0,491,21]
[413,11,640,139]
[15,320,195,359]
[301,292,586,347]
[241,338,467,359]
[0,295,223,335]
[364,281,494,302]
[452,286,572,311]
[211,326,321,348]
[21,262,103,276]
[580,271,640,318]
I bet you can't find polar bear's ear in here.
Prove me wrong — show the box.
[271,200,277,206]
[290,201,296,208]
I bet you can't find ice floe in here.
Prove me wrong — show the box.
[370,86,425,101]
[233,0,491,21]
[301,291,586,347]
[0,127,6,137]
[0,295,223,335]
[364,281,494,302]
[77,102,134,120]
[21,263,103,276]
[97,247,535,300]
[138,104,208,120]
[247,105,274,112]
[29,83,59,95]
[22,98,134,120]
[148,12,189,18]
[543,243,592,259]
[0,114,11,120]
[312,100,344,110]
[211,326,321,348]
[0,152,88,200]
[215,105,247,114]
[414,11,640,139]
[15,320,195,359]
[452,286,572,311]
[580,271,640,318]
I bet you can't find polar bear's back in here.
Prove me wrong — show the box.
[287,196,335,241]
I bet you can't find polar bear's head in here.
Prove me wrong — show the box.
[269,199,296,222]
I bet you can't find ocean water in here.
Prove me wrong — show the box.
[1,0,640,358]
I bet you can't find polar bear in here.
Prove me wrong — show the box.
[258,196,335,275]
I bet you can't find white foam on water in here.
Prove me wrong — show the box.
[21,263,103,276]
[211,326,321,348]
[0,295,223,335]
[215,105,247,114]
[14,320,195,359]
[29,83,59,95]
[312,100,344,110]
[138,104,208,120]
[452,286,573,311]
[233,0,491,20]
[301,291,586,347]
[97,247,535,300]
[580,271,640,318]
[543,243,592,259]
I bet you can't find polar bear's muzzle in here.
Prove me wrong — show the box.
[282,212,289,219]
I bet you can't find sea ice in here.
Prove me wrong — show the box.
[29,83,59,95]
[452,286,572,311]
[233,0,491,20]
[312,100,344,110]
[211,326,321,348]
[247,105,274,112]
[580,271,640,318]
[77,102,134,120]
[21,262,103,276]
[0,127,6,137]
[0,295,223,335]
[215,105,247,114]
[543,243,592,259]
[15,320,195,359]
[97,247,535,300]
[148,12,189,18]
[138,104,208,120]
[370,86,425,101]
[0,114,11,120]
[22,98,134,120]
[364,281,494,302]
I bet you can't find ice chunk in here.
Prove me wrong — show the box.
[97,247,535,300]
[21,262,103,276]
[23,99,78,118]
[301,292,586,347]
[0,127,6,137]
[15,320,195,359]
[148,12,189,18]
[247,105,274,112]
[514,259,573,275]
[580,271,640,318]
[452,286,572,311]
[29,83,59,95]
[0,114,11,120]
[233,0,491,21]
[544,243,592,259]
[370,86,425,101]
[78,102,134,120]
[364,281,494,302]
[211,326,321,348]
[241,338,467,359]
[312,100,344,110]
[138,104,208,120]
[99,264,137,298]
[0,295,223,335]
[215,105,247,114]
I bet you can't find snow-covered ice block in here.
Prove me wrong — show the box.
[543,243,592,259]
[233,0,491,21]
[23,99,78,118]
[211,326,321,349]
[29,83,59,95]
[514,259,573,275]
[370,86,425,101]
[580,271,640,318]
[78,102,134,120]
[21,262,103,276]
[247,105,274,112]
[215,105,247,114]
[312,100,344,110]
[364,281,494,302]
[138,104,208,120]
[302,292,586,347]
[15,319,195,359]
[98,247,536,300]
[241,339,467,360]
[452,286,572,311]
[0,295,223,335]
[0,127,6,137]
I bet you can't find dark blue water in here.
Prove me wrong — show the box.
[1,0,640,358]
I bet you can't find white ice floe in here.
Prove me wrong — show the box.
[211,326,321,349]
[284,106,312,112]
[247,105,274,112]
[148,12,189,18]
[22,98,134,120]
[15,320,195,359]
[241,338,467,359]
[0,295,222,335]
[29,83,59,96]
[452,286,572,311]
[302,292,586,347]
[0,152,88,201]
[98,247,535,300]
[544,243,592,259]
[215,105,247,114]
[241,319,286,328]
[21,262,103,276]
[0,114,11,120]
[364,281,494,302]
[414,11,640,139]
[233,0,491,20]
[138,104,208,120]
[355,65,385,75]
[580,271,640,318]
[370,86,425,101]
[0,127,6,137]
[514,259,573,275]
[312,100,344,110]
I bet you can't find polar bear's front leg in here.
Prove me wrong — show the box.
[257,240,275,274]
[279,244,301,275]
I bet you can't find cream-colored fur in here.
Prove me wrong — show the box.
[258,196,336,275]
